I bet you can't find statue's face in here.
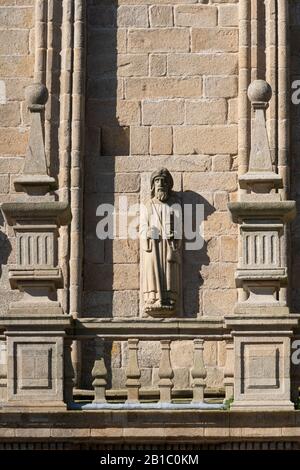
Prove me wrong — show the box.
[154,176,169,202]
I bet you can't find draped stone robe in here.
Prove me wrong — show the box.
[140,194,182,313]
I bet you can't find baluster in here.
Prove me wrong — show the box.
[191,339,207,403]
[158,340,174,403]
[126,339,141,404]
[92,338,107,404]
[64,338,75,406]
[224,340,234,400]
[0,337,7,403]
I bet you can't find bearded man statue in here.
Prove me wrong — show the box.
[140,168,182,317]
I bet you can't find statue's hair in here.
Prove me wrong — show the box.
[150,168,174,197]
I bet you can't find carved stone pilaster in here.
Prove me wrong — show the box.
[226,80,297,411]
[0,84,72,410]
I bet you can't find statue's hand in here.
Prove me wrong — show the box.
[147,227,159,239]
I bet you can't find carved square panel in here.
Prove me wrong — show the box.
[14,341,56,394]
[242,342,282,393]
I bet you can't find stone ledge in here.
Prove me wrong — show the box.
[0,411,298,442]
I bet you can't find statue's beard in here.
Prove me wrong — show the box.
[155,189,169,202]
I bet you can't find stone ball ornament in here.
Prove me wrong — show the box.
[247,80,272,104]
[25,83,49,107]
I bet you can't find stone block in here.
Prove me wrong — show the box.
[6,335,65,407]
[0,6,33,28]
[206,366,224,388]
[130,126,149,155]
[84,264,139,291]
[171,340,193,368]
[116,100,141,126]
[220,236,238,262]
[128,29,190,53]
[0,30,29,55]
[207,237,220,262]
[167,53,238,76]
[84,236,105,264]
[204,341,217,366]
[143,99,184,125]
[101,126,129,156]
[173,368,190,389]
[214,191,229,211]
[192,28,238,52]
[205,76,238,98]
[218,4,239,27]
[117,5,149,28]
[88,5,116,28]
[149,54,167,77]
[117,54,149,77]
[203,211,236,237]
[0,128,28,155]
[186,99,227,125]
[175,5,217,27]
[183,172,237,192]
[0,55,34,78]
[218,340,226,367]
[150,5,173,27]
[202,288,236,316]
[174,126,237,154]
[112,290,140,318]
[150,126,172,155]
[136,341,160,368]
[212,154,232,171]
[228,98,238,124]
[126,78,202,99]
[106,239,139,264]
[83,290,140,318]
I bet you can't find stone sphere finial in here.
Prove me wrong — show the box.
[248,80,272,104]
[25,83,48,107]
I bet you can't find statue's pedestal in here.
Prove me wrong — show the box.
[225,314,298,411]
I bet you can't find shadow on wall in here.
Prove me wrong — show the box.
[181,191,215,318]
[86,0,129,157]
[0,212,13,313]
[290,1,300,313]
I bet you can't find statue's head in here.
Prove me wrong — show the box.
[150,168,174,202]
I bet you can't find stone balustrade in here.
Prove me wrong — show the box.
[60,329,232,410]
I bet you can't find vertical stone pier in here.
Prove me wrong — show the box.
[226,80,298,411]
[0,84,71,410]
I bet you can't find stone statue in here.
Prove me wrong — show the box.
[140,168,182,317]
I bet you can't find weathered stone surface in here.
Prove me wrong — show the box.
[175,5,217,27]
[142,99,184,125]
[149,54,167,77]
[220,236,238,262]
[202,289,237,316]
[128,29,190,53]
[168,53,238,76]
[204,76,238,98]
[192,28,239,53]
[150,5,173,27]
[150,126,172,155]
[186,99,227,125]
[218,4,239,27]
[126,78,202,99]
[174,127,237,155]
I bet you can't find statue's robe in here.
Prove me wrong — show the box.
[140,195,182,309]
